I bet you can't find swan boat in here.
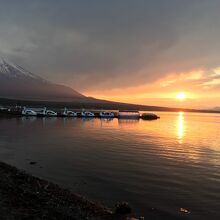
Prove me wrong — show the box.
[99,111,115,118]
[22,107,37,116]
[62,108,77,117]
[46,110,57,116]
[37,107,57,117]
[81,111,95,117]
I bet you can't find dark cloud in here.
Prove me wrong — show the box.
[0,0,220,92]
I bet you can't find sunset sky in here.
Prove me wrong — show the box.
[0,0,220,109]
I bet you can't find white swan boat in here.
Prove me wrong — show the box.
[45,109,57,116]
[62,108,77,117]
[99,111,114,118]
[22,107,37,116]
[37,107,57,116]
[81,111,95,117]
[36,107,47,116]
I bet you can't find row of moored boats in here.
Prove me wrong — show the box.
[21,107,116,118]
[1,106,160,120]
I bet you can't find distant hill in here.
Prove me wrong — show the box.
[212,107,220,111]
[0,58,87,102]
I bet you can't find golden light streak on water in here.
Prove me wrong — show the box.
[177,112,184,144]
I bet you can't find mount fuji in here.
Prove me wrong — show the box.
[0,58,87,101]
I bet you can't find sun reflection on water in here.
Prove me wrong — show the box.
[177,112,184,143]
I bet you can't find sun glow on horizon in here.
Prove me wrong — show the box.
[176,92,186,101]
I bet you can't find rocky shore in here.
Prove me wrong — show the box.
[0,161,139,220]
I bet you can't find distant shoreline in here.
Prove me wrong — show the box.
[1,97,220,114]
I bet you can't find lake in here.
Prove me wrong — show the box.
[0,112,220,219]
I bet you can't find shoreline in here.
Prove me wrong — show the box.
[0,161,185,220]
[0,161,140,220]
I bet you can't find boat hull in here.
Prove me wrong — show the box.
[118,115,140,119]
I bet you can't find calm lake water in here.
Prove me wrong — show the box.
[0,112,220,219]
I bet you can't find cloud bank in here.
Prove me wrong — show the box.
[0,0,220,94]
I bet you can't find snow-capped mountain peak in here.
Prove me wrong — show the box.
[0,57,45,81]
[0,57,85,101]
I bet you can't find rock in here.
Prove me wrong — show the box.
[115,202,132,215]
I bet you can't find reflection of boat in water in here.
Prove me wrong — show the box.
[100,118,113,122]
[118,118,139,126]
[99,111,114,118]
[62,108,77,117]
[41,117,58,126]
[22,107,37,116]
[21,116,37,122]
[141,113,160,120]
[81,117,94,121]
[81,111,95,117]
[62,117,77,125]
[118,110,140,119]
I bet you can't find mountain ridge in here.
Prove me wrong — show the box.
[0,58,86,101]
